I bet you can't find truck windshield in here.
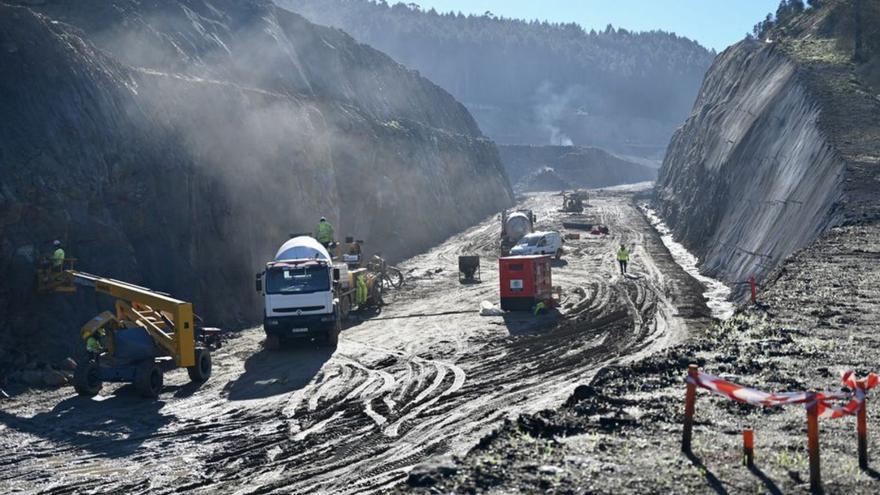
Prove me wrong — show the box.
[521,237,540,246]
[266,265,330,294]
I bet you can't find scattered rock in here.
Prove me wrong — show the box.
[537,464,564,475]
[406,456,458,487]
[18,369,44,386]
[58,357,77,371]
[42,370,67,387]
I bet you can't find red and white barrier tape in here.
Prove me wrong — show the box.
[687,370,877,419]
[813,371,879,419]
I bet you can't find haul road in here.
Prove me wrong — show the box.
[0,189,713,494]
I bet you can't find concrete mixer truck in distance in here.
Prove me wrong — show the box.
[255,236,381,349]
[501,209,536,255]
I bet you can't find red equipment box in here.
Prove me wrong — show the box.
[499,255,552,311]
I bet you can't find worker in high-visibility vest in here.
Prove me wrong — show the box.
[356,274,368,305]
[85,328,107,362]
[616,244,630,274]
[315,217,334,248]
[52,240,65,271]
[533,301,547,316]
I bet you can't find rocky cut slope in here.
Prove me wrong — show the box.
[655,0,880,295]
[0,0,513,365]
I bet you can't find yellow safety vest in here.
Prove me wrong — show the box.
[53,248,65,267]
[617,248,630,262]
[86,336,103,353]
[356,275,368,304]
[316,222,334,243]
[534,301,546,316]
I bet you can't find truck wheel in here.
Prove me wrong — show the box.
[73,360,102,397]
[134,361,163,398]
[324,311,342,348]
[265,334,281,351]
[187,348,212,383]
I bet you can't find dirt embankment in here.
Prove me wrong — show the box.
[656,0,880,298]
[0,0,513,371]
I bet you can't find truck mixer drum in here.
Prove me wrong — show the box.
[505,212,532,240]
[458,255,481,283]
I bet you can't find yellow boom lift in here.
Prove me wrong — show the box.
[38,259,220,398]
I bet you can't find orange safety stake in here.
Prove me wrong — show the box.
[682,364,698,452]
[807,393,822,493]
[749,276,758,305]
[743,429,754,467]
[859,395,869,470]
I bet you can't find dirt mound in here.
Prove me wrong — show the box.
[515,167,572,192]
[500,145,657,192]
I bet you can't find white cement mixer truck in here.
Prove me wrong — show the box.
[501,209,536,255]
[255,236,381,349]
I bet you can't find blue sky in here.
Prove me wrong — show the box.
[411,1,782,51]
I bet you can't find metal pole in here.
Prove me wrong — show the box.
[743,429,754,467]
[682,364,698,452]
[807,393,822,493]
[859,395,869,470]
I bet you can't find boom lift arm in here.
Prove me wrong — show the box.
[37,259,219,398]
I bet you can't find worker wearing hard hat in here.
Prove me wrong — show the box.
[315,217,334,248]
[85,328,107,361]
[617,244,631,274]
[52,240,65,271]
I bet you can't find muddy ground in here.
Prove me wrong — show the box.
[0,189,712,494]
[406,223,880,494]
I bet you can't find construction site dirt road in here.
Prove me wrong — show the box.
[0,189,712,494]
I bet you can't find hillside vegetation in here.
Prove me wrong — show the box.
[281,0,715,160]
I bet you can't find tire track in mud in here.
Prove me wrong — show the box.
[0,190,708,495]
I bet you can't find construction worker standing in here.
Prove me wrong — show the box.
[52,240,65,271]
[616,244,630,275]
[356,274,368,306]
[315,217,334,248]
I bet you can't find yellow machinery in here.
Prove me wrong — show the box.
[38,259,220,398]
[561,191,586,213]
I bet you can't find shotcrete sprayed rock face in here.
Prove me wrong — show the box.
[0,0,513,361]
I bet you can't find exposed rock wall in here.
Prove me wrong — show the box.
[0,0,512,363]
[656,5,880,299]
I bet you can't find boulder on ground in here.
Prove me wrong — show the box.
[407,456,458,487]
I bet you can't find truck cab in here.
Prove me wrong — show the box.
[256,236,348,348]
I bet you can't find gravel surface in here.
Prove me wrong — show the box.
[407,222,880,494]
[0,189,711,493]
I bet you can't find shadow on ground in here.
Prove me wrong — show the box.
[0,386,171,457]
[224,345,332,401]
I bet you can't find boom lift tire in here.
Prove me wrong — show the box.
[73,360,103,397]
[134,360,164,398]
[187,348,212,383]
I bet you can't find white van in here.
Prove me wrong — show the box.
[509,231,564,259]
